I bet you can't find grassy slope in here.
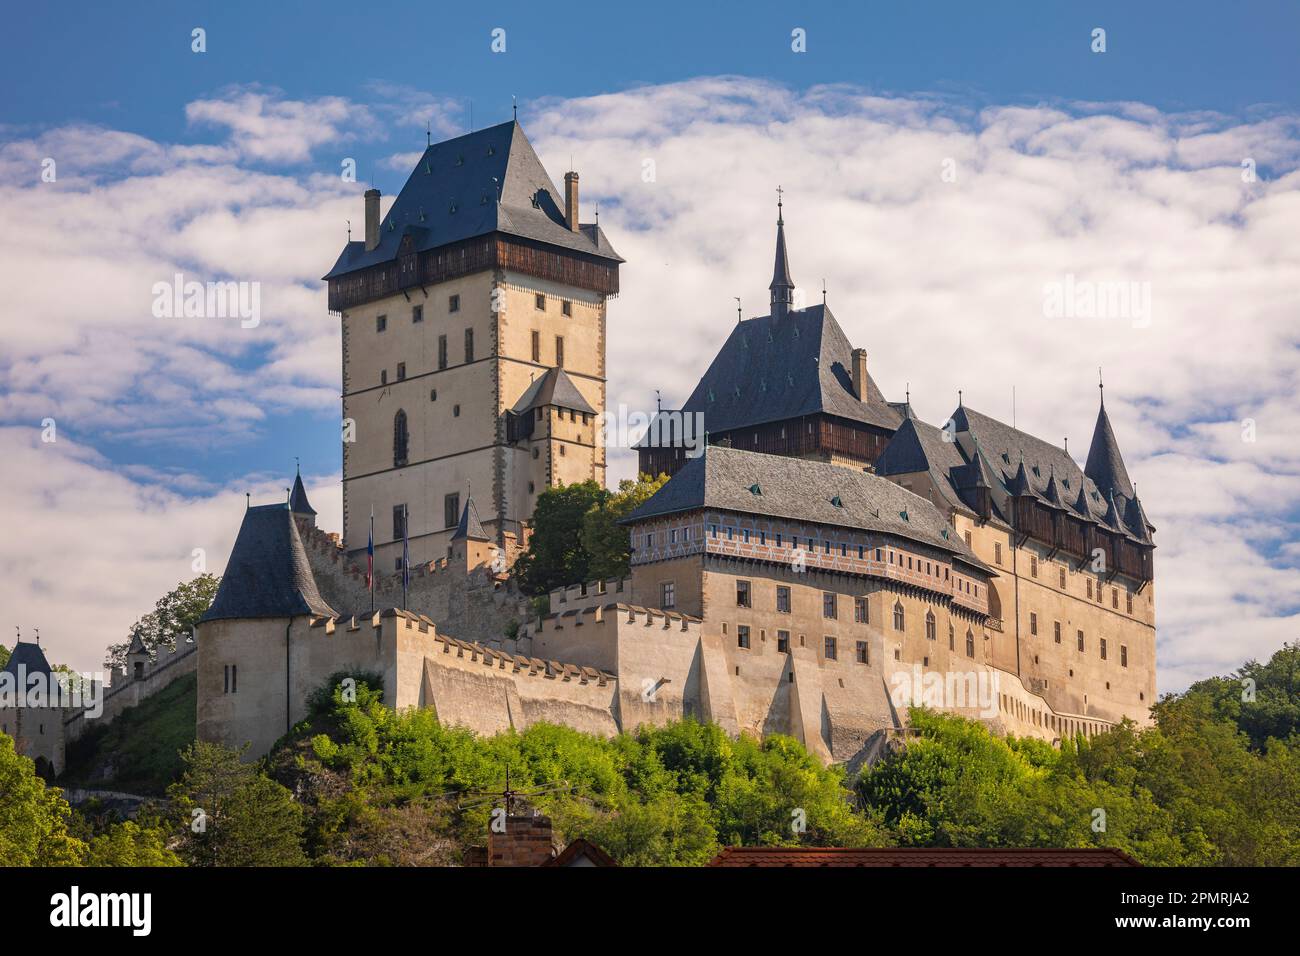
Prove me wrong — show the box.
[60,672,196,796]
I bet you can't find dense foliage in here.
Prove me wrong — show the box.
[513,474,669,594]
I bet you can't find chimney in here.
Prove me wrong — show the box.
[488,812,556,866]
[364,188,381,251]
[564,171,579,232]
[851,348,869,400]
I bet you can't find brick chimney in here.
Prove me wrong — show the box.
[851,348,869,400]
[488,813,556,866]
[564,171,579,232]
[364,188,381,251]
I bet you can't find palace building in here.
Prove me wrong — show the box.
[182,122,1156,764]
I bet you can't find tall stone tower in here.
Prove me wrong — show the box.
[325,121,622,569]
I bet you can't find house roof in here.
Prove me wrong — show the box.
[201,504,336,623]
[510,366,597,416]
[625,445,990,572]
[668,302,901,438]
[708,847,1141,867]
[451,497,489,542]
[324,121,621,281]
[543,838,619,867]
[1,640,53,679]
[874,416,974,517]
[289,469,317,517]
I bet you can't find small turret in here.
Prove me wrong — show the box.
[126,627,150,682]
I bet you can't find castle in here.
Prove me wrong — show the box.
[3,120,1156,772]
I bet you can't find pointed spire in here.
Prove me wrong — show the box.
[451,496,489,542]
[1042,466,1066,509]
[128,627,147,656]
[289,462,317,517]
[769,187,795,319]
[1084,388,1135,500]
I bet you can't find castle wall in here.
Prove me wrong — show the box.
[0,703,65,776]
[63,639,198,744]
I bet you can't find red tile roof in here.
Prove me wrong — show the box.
[708,847,1141,867]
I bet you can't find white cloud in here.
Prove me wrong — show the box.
[2,78,1297,688]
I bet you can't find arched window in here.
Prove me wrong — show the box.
[925,610,936,641]
[393,409,409,467]
[948,623,955,651]
[892,601,905,631]
[965,629,975,658]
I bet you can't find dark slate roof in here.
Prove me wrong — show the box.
[1,641,52,679]
[625,446,990,572]
[770,216,794,293]
[667,303,902,438]
[127,629,147,655]
[289,470,316,516]
[201,504,336,623]
[510,367,597,415]
[874,416,974,517]
[324,121,622,281]
[451,497,489,542]
[1084,400,1135,500]
[939,405,1150,543]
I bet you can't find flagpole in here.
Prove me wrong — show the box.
[402,503,410,611]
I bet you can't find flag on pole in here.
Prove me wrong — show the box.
[401,503,410,610]
[367,505,374,613]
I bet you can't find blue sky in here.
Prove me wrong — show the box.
[2,1,1298,677]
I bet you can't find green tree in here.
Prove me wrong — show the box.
[168,741,306,866]
[106,573,220,670]
[580,473,670,580]
[513,481,609,595]
[1179,641,1300,749]
[0,734,87,865]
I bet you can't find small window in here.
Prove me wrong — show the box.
[1030,556,1038,578]
[855,596,868,624]
[965,629,975,658]
[412,304,423,324]
[1112,587,1119,609]
[448,294,460,313]
[661,581,676,608]
[376,314,387,333]
[444,493,460,529]
[531,330,540,362]
[380,369,388,385]
[1077,630,1085,652]
[430,389,437,401]
[393,504,408,541]
[396,362,406,381]
[823,592,836,619]
[1100,638,1108,661]
[555,336,565,367]
[561,300,572,317]
[453,404,460,417]
[776,586,791,613]
[1120,645,1128,667]
[438,335,448,369]
[1054,621,1062,644]
[994,542,1002,565]
[824,636,838,661]
[948,623,955,651]
[964,530,972,547]
[893,602,905,631]
[393,409,409,466]
[464,328,474,363]
[737,626,751,650]
[1059,567,1066,588]
[1029,612,1038,636]
[925,610,936,641]
[777,630,790,653]
[535,293,546,311]
[736,580,751,608]
[223,664,237,694]
[856,641,869,664]
[1087,579,1093,599]
[1126,592,1133,614]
